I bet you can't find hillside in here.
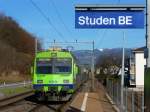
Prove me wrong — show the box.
[72,48,131,67]
[72,49,100,66]
[96,48,131,64]
[0,14,37,82]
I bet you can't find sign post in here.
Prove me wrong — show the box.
[75,5,145,111]
[121,31,125,111]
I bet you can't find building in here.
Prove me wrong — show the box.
[130,47,146,87]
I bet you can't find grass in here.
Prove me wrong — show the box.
[0,74,32,98]
[0,85,32,97]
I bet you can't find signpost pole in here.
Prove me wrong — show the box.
[121,31,125,111]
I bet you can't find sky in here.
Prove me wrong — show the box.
[0,0,146,50]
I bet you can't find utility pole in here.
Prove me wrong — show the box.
[121,31,125,111]
[35,38,37,55]
[91,41,95,91]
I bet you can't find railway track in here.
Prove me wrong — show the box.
[0,90,64,112]
[28,103,67,112]
[0,91,66,112]
[0,89,77,112]
[0,80,90,112]
[28,80,90,112]
[28,104,46,112]
[0,90,34,108]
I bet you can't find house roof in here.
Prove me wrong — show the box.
[132,46,146,53]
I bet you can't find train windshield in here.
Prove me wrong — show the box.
[36,59,52,74]
[36,58,72,74]
[54,58,72,74]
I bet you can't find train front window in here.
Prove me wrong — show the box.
[55,66,71,73]
[54,58,72,74]
[36,58,72,74]
[36,60,52,74]
[36,66,52,74]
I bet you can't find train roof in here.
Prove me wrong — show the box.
[35,50,73,59]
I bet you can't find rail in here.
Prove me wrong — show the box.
[0,90,34,108]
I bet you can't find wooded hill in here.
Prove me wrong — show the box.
[0,14,37,80]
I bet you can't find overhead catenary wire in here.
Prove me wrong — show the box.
[96,29,107,48]
[96,0,121,49]
[29,0,67,42]
[117,0,121,4]
[48,0,76,41]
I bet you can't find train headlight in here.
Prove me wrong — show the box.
[37,80,43,84]
[63,80,69,84]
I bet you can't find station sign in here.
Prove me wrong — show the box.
[75,11,144,29]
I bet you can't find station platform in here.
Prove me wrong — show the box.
[70,81,117,112]
[70,92,103,112]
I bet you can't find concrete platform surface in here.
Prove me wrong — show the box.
[70,80,117,112]
[70,92,103,112]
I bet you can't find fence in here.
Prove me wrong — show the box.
[0,81,32,88]
[106,78,144,112]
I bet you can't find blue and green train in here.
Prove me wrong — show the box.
[31,49,88,101]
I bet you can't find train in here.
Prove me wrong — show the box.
[31,48,88,101]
